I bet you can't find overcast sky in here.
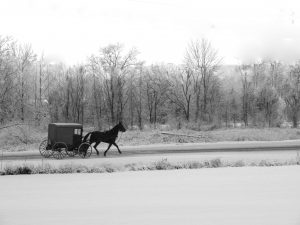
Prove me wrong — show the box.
[1,0,300,65]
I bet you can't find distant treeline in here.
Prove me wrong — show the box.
[1,35,300,129]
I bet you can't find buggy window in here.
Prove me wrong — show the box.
[74,129,81,135]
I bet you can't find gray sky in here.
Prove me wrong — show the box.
[1,0,299,65]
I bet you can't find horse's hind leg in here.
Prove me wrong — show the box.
[113,142,122,154]
[93,141,101,155]
[104,143,112,157]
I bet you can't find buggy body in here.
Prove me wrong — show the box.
[39,123,92,159]
[47,123,83,149]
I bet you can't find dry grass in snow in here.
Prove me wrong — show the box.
[1,156,300,175]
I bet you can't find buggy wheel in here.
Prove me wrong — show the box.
[52,142,67,159]
[39,139,53,158]
[78,142,92,158]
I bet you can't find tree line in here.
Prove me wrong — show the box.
[1,35,300,129]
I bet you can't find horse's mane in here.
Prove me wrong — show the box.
[102,124,119,136]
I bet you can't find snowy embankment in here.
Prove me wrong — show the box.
[1,149,300,175]
[0,166,300,225]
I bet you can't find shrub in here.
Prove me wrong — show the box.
[35,163,54,174]
[3,166,16,175]
[16,166,32,174]
[104,166,116,173]
[58,164,75,173]
[258,160,279,167]
[154,158,173,170]
[177,137,188,143]
[74,165,90,173]
[232,160,245,167]
[125,163,145,171]
[235,136,247,141]
[209,158,222,168]
[259,160,270,166]
[296,152,300,165]
[180,161,204,169]
[90,167,106,173]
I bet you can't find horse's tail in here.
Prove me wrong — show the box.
[83,132,92,142]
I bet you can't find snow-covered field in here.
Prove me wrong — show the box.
[0,166,300,225]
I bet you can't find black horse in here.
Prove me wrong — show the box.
[83,122,126,157]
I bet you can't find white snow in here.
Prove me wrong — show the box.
[0,166,300,225]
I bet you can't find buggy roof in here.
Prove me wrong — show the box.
[49,123,82,128]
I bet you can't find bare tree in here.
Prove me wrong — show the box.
[0,36,17,123]
[136,64,144,130]
[269,61,284,95]
[256,86,279,127]
[144,64,169,125]
[99,44,139,125]
[185,39,221,121]
[207,76,222,123]
[239,65,253,127]
[70,66,86,123]
[4,35,300,130]
[46,64,67,122]
[87,55,105,129]
[167,66,193,121]
[252,62,266,89]
[283,63,300,128]
[14,44,36,121]
[229,88,239,127]
[32,55,49,125]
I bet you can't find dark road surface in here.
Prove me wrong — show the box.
[2,140,300,161]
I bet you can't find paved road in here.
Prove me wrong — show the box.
[1,140,300,160]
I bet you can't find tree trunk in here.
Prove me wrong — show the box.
[21,74,24,122]
[138,72,143,130]
[186,96,191,121]
[110,70,115,124]
[292,110,298,128]
[194,93,200,122]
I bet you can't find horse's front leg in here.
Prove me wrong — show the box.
[93,141,101,155]
[113,142,122,154]
[104,143,112,157]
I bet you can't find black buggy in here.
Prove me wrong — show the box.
[39,123,92,159]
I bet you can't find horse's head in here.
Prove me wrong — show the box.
[118,122,126,132]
